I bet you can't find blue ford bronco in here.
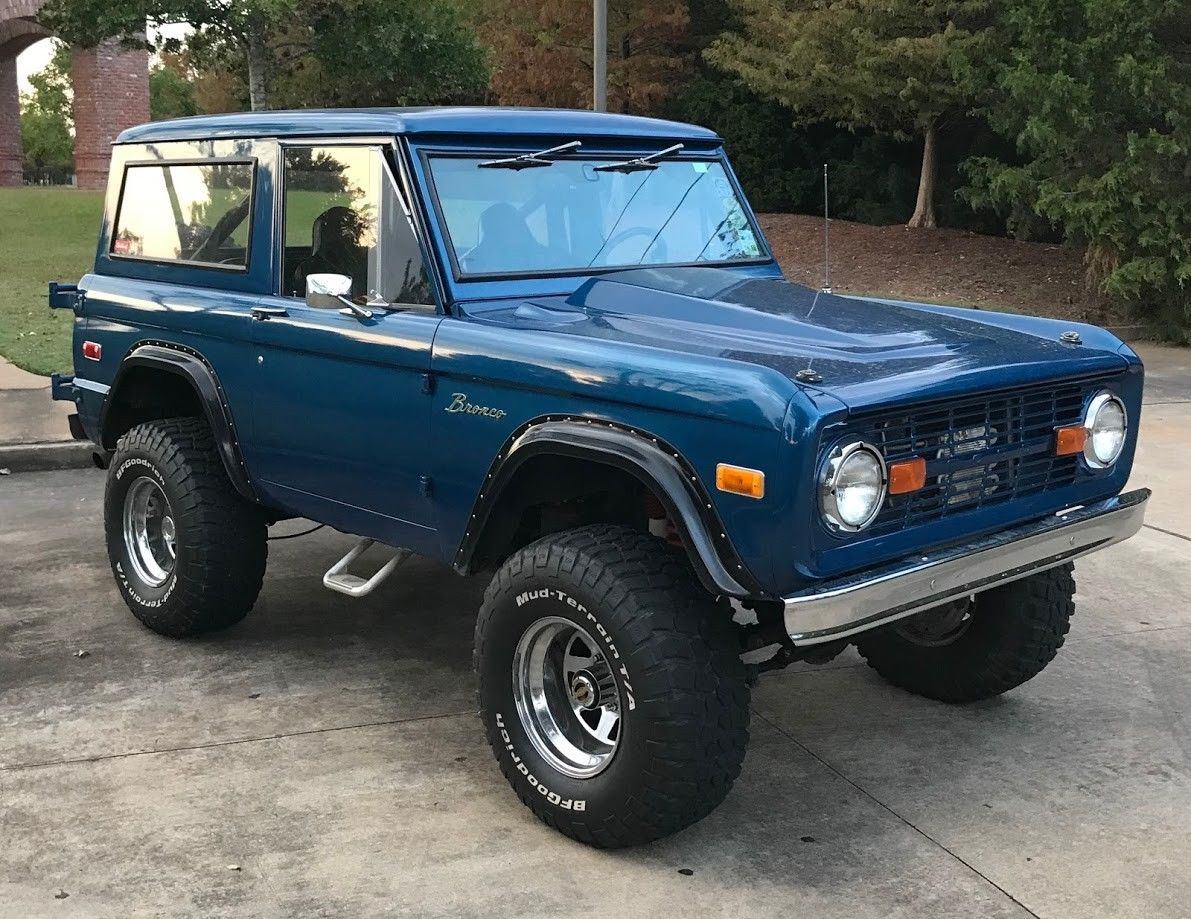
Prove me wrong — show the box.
[50,107,1149,847]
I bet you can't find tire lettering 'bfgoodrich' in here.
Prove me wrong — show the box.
[495,713,586,810]
[515,588,634,710]
[113,457,176,607]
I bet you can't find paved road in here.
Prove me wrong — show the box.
[2,345,1188,918]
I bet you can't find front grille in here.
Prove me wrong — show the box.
[834,378,1111,536]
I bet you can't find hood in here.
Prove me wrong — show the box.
[466,267,1128,411]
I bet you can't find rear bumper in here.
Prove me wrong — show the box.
[783,488,1150,645]
[50,374,88,440]
[50,372,75,401]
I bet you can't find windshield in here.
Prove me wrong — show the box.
[426,155,765,277]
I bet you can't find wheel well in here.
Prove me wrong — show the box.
[101,366,203,449]
[469,454,666,571]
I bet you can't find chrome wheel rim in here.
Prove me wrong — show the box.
[513,616,622,779]
[122,476,176,587]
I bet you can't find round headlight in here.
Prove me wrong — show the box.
[820,442,887,531]
[1084,392,1127,468]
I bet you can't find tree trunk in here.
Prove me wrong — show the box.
[907,122,938,229]
[246,23,269,112]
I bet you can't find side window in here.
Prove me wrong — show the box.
[111,161,254,268]
[282,145,434,305]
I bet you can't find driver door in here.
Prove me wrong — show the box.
[248,142,442,554]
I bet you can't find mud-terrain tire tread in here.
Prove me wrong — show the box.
[855,564,1075,703]
[475,524,750,848]
[105,417,267,637]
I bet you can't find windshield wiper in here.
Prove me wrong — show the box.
[593,143,684,173]
[479,140,582,170]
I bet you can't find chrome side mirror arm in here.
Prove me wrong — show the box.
[306,273,378,320]
[336,297,374,320]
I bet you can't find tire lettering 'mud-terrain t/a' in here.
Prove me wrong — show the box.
[515,588,636,710]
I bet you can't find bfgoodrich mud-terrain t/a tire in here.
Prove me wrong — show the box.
[104,417,267,638]
[855,564,1076,703]
[475,525,750,848]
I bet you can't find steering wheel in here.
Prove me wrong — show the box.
[596,227,668,265]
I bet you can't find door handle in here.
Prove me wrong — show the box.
[251,306,288,321]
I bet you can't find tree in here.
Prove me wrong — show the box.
[706,0,995,227]
[19,42,74,181]
[280,0,489,108]
[964,0,1190,336]
[478,0,692,113]
[38,0,297,111]
[149,52,199,120]
[71,0,490,114]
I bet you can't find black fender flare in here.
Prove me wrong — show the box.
[455,417,764,598]
[101,342,257,502]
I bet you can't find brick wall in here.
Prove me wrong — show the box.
[1,1,47,185]
[71,39,149,190]
[2,0,149,188]
[0,51,20,185]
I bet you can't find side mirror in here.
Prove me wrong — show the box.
[305,273,352,310]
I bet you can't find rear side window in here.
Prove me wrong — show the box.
[111,161,255,268]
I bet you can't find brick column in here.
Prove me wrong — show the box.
[0,50,21,186]
[71,39,148,190]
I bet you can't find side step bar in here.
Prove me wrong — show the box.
[323,538,411,598]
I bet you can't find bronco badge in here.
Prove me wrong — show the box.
[445,392,507,420]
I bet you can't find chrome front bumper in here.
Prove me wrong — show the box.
[784,488,1150,646]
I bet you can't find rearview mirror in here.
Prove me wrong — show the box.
[306,273,352,310]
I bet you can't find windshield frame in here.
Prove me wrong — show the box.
[417,146,774,283]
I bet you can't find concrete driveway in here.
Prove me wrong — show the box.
[2,345,1188,918]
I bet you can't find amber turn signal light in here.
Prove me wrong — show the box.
[888,457,927,495]
[1054,425,1088,456]
[716,464,765,499]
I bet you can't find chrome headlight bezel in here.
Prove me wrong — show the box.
[819,441,888,533]
[1083,391,1127,469]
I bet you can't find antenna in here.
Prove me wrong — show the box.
[821,163,832,294]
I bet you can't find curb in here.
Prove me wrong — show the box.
[0,441,97,474]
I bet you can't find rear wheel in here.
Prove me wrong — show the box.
[475,524,750,848]
[855,564,1075,703]
[104,417,267,638]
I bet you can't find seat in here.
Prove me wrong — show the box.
[460,202,547,274]
[292,206,368,296]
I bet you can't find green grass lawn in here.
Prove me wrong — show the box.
[0,186,364,377]
[0,187,104,376]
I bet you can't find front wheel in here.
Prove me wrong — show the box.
[855,564,1076,703]
[475,525,750,848]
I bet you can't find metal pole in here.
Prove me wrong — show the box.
[593,0,607,112]
[822,163,832,293]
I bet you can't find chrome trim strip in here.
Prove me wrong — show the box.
[72,378,111,395]
[784,489,1150,645]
